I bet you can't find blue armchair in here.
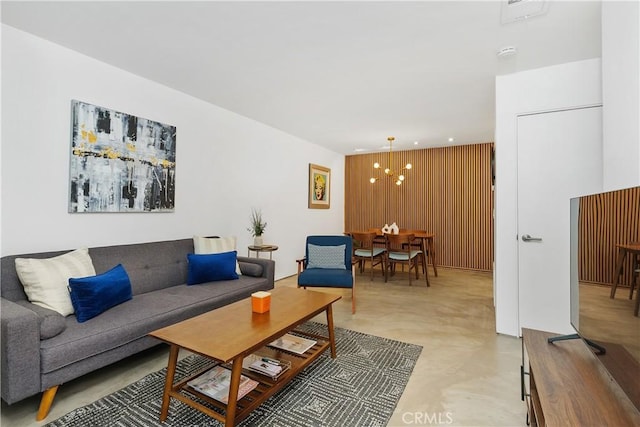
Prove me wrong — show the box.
[297,235,356,313]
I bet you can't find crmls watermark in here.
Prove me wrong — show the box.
[401,411,454,425]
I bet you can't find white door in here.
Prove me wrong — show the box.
[517,106,602,333]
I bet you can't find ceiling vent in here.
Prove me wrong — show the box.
[501,0,549,24]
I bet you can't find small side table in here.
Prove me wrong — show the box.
[247,245,278,260]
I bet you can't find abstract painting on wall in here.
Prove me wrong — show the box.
[69,100,176,213]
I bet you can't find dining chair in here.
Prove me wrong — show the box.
[296,235,356,313]
[611,241,640,301]
[630,242,640,300]
[368,227,386,248]
[351,231,387,281]
[399,228,429,275]
[632,251,640,317]
[385,233,429,286]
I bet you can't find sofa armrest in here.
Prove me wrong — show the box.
[237,256,275,286]
[1,298,41,404]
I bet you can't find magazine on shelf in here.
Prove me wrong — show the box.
[250,360,281,376]
[241,354,291,380]
[187,365,258,404]
[269,333,316,355]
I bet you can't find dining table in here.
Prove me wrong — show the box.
[366,230,438,277]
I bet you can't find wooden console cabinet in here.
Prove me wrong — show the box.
[521,328,640,426]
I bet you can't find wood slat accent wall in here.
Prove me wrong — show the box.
[579,187,640,286]
[345,143,494,271]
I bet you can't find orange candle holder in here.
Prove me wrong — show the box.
[251,291,271,313]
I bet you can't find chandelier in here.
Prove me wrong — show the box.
[369,137,412,185]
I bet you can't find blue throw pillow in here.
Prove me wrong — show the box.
[187,251,239,285]
[68,264,133,323]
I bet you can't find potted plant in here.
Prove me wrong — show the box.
[248,208,267,246]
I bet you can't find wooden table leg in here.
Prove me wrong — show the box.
[610,247,627,298]
[160,344,179,421]
[427,237,438,277]
[326,305,337,358]
[224,355,244,426]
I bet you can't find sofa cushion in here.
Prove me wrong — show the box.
[15,300,66,340]
[187,252,239,285]
[89,239,192,296]
[306,244,347,269]
[193,236,242,275]
[298,267,353,288]
[68,264,133,323]
[14,248,95,316]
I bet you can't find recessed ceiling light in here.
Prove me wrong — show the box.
[353,148,366,152]
[448,137,454,142]
[413,141,419,145]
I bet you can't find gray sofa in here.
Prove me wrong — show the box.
[0,237,275,420]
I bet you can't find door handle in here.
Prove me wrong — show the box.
[522,234,542,242]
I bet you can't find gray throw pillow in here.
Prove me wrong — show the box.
[16,300,67,340]
[239,262,264,277]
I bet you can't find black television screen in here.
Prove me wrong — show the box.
[570,185,640,410]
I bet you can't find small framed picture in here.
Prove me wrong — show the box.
[308,163,330,209]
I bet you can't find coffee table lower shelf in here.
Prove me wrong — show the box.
[165,332,330,425]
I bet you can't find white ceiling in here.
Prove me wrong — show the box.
[1,1,602,155]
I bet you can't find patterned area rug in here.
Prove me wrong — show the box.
[45,322,422,427]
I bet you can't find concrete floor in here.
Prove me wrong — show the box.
[1,267,527,426]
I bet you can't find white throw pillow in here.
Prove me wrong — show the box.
[193,236,242,275]
[15,248,96,316]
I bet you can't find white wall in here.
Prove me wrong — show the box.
[602,1,640,190]
[494,59,603,336]
[1,25,345,280]
[495,2,640,337]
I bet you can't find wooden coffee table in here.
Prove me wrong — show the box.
[149,287,341,426]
